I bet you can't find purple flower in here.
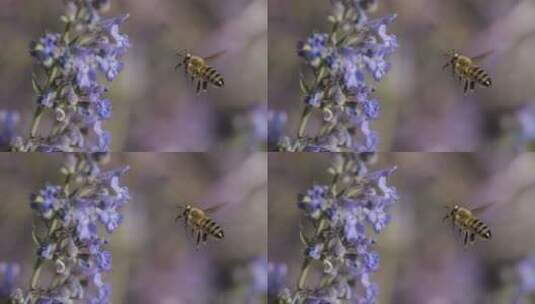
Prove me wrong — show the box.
[18,0,130,152]
[30,185,62,219]
[95,99,112,119]
[298,185,329,219]
[268,262,288,298]
[305,243,324,260]
[97,53,124,81]
[37,90,56,108]
[35,297,65,304]
[517,256,535,293]
[344,215,365,242]
[0,262,20,298]
[282,2,398,152]
[0,110,20,150]
[305,91,324,108]
[280,154,398,303]
[29,33,62,68]
[95,251,112,272]
[361,99,380,119]
[363,251,379,272]
[37,244,55,260]
[298,33,329,67]
[98,208,123,233]
[268,110,288,151]
[367,206,389,233]
[342,51,365,90]
[22,154,130,304]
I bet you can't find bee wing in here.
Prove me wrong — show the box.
[470,50,494,63]
[203,50,227,62]
[203,202,228,215]
[470,202,496,216]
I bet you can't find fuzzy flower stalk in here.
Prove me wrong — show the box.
[9,153,130,304]
[273,153,399,304]
[279,0,397,152]
[11,0,130,152]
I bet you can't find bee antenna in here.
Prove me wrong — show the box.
[442,49,455,57]
[176,49,188,59]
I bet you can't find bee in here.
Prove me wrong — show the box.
[175,203,225,247]
[442,50,493,93]
[442,203,492,246]
[174,50,225,95]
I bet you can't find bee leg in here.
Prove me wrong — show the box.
[464,79,469,93]
[196,80,202,95]
[174,63,183,70]
[202,80,208,92]
[196,230,202,246]
[470,232,476,244]
[182,220,189,237]
[463,230,469,246]
[202,232,208,244]
[442,62,450,70]
[191,228,196,240]
[470,81,475,91]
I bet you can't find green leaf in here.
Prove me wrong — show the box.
[31,73,42,94]
[299,74,310,95]
[32,228,42,246]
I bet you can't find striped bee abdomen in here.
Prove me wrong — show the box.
[203,66,224,87]
[469,218,492,239]
[202,218,224,239]
[469,66,492,87]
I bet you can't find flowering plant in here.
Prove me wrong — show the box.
[12,0,130,152]
[278,0,397,152]
[9,153,130,304]
[271,153,399,304]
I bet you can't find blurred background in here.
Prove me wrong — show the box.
[0,0,267,151]
[269,0,535,151]
[269,152,535,303]
[0,152,267,303]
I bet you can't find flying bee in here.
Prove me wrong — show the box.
[442,50,493,94]
[174,50,225,95]
[175,203,225,247]
[442,203,493,246]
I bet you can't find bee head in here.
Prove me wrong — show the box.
[176,203,192,216]
[443,204,459,217]
[444,49,458,59]
[176,49,192,64]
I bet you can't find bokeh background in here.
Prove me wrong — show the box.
[269,0,535,151]
[0,0,267,151]
[0,152,267,303]
[269,152,535,303]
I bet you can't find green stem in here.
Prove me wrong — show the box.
[27,16,71,142]
[29,105,44,139]
[30,258,43,290]
[297,259,311,290]
[297,105,313,139]
[297,219,327,290]
[296,172,340,291]
[28,156,78,294]
[294,19,339,142]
